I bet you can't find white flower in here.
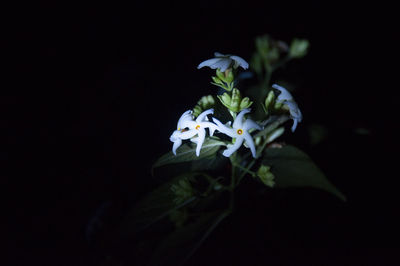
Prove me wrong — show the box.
[170,109,219,156]
[212,109,262,158]
[272,84,303,132]
[197,52,249,72]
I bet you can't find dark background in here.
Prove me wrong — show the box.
[4,1,399,265]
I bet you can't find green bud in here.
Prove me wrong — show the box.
[289,38,310,58]
[217,92,232,110]
[225,69,234,83]
[257,165,275,187]
[216,69,225,81]
[193,105,203,117]
[212,76,224,85]
[274,101,283,110]
[239,97,253,110]
[264,90,275,110]
[193,95,216,117]
[218,89,254,113]
[230,88,241,112]
[254,136,262,146]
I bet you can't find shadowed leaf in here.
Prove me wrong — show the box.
[263,145,346,201]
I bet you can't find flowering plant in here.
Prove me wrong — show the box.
[121,35,345,265]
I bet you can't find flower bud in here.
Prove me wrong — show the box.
[230,88,241,112]
[257,165,275,187]
[254,136,262,146]
[212,76,224,85]
[289,39,309,58]
[193,95,216,117]
[239,97,253,110]
[225,69,234,83]
[218,89,254,113]
[264,90,275,111]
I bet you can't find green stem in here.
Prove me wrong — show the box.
[236,159,257,187]
[228,154,237,211]
[232,162,256,177]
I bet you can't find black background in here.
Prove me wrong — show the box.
[4,1,399,265]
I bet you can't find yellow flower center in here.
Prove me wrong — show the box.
[237,129,243,135]
[195,125,201,130]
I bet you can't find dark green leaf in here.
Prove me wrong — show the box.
[263,145,346,201]
[152,139,225,172]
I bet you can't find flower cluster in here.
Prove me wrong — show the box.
[170,108,261,158]
[169,52,302,159]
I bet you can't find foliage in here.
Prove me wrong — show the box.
[118,35,344,265]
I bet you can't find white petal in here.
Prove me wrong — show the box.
[172,139,182,155]
[180,120,197,129]
[195,129,206,156]
[229,55,249,69]
[212,117,235,137]
[243,132,257,158]
[272,84,293,103]
[233,108,251,129]
[177,110,194,129]
[285,101,302,121]
[214,52,225,57]
[243,119,262,131]
[222,137,244,157]
[200,121,219,136]
[213,58,232,72]
[291,119,299,132]
[196,108,214,123]
[170,130,181,142]
[179,129,198,140]
[197,58,223,69]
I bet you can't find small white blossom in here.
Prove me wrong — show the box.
[272,84,303,132]
[213,109,261,158]
[170,109,219,156]
[197,52,249,72]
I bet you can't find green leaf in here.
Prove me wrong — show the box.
[152,138,226,172]
[118,174,197,237]
[263,145,346,201]
[149,210,230,266]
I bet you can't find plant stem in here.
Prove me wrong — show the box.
[228,154,237,211]
[236,159,256,187]
[232,162,256,177]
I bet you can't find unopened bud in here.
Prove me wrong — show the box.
[289,39,309,58]
[230,88,241,112]
[239,97,253,110]
[264,90,275,110]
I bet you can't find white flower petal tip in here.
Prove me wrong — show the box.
[272,84,293,103]
[197,53,249,72]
